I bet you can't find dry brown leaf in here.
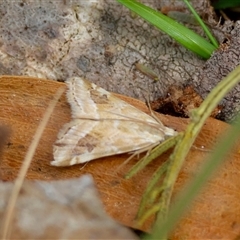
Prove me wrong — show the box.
[0,76,240,239]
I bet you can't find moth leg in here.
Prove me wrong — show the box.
[114,142,159,173]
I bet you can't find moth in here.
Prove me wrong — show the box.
[51,77,176,166]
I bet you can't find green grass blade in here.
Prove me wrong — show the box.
[150,110,240,239]
[149,65,240,239]
[117,0,217,59]
[183,0,219,48]
[213,0,240,9]
[125,135,180,179]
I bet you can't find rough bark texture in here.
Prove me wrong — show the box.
[191,22,240,121]
[0,0,239,120]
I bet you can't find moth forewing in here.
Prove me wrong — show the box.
[52,77,176,167]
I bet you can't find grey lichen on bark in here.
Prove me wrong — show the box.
[0,0,239,120]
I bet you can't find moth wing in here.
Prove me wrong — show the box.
[52,119,165,166]
[67,77,161,124]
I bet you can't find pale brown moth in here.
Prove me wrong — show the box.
[52,77,176,166]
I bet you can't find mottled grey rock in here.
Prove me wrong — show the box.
[0,175,138,239]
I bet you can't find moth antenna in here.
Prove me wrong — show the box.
[1,86,65,238]
[144,93,165,128]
